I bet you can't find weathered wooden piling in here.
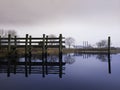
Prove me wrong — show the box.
[45,36,48,75]
[59,34,62,62]
[14,36,17,47]
[8,34,11,54]
[45,35,48,59]
[108,36,111,54]
[25,34,29,56]
[29,35,32,56]
[42,34,45,59]
[14,36,17,55]
[0,36,1,50]
[59,34,62,54]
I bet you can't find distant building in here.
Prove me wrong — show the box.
[73,45,93,49]
[73,45,83,49]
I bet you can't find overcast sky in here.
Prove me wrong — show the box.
[0,0,120,46]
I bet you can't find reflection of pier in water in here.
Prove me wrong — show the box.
[0,55,65,78]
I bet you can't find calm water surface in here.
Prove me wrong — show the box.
[0,53,120,90]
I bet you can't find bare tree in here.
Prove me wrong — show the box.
[7,30,17,37]
[0,29,17,37]
[65,37,75,48]
[0,29,8,37]
[96,40,108,48]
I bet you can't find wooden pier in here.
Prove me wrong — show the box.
[0,34,65,57]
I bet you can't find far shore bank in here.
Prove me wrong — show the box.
[63,48,120,54]
[0,48,120,58]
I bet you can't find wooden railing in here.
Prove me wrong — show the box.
[0,34,65,56]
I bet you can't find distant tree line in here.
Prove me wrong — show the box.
[0,29,17,37]
[96,40,109,48]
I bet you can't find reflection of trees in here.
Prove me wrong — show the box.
[64,54,75,64]
[96,54,108,62]
[30,55,58,62]
[47,55,58,62]
[31,55,42,61]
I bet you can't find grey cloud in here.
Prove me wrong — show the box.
[0,0,119,25]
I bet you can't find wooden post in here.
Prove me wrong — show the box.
[45,36,48,59]
[14,36,17,55]
[42,34,45,59]
[25,34,29,56]
[8,34,11,54]
[29,35,32,56]
[14,36,17,47]
[108,36,111,54]
[59,34,62,54]
[108,36,111,74]
[45,36,48,75]
[0,36,1,50]
[42,35,45,77]
[59,34,62,63]
[59,34,63,78]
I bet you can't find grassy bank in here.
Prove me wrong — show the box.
[63,48,120,54]
[0,48,119,58]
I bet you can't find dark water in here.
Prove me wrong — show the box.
[0,53,120,90]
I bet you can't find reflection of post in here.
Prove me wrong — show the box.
[14,57,17,74]
[25,56,28,77]
[28,56,31,74]
[45,60,48,75]
[59,55,62,78]
[59,63,62,78]
[7,57,11,77]
[108,53,111,74]
[42,58,45,77]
